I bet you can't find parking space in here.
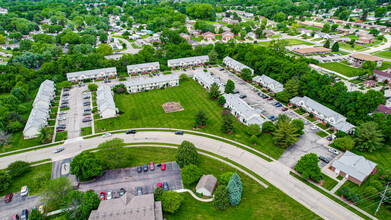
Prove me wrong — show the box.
[313,54,348,63]
[0,194,40,219]
[78,162,182,197]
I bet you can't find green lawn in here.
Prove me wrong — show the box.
[269,34,282,39]
[294,109,305,115]
[0,163,52,197]
[258,39,314,46]
[121,147,318,219]
[371,50,391,59]
[318,62,360,77]
[339,43,368,51]
[55,131,67,142]
[315,131,328,138]
[81,127,92,136]
[305,116,316,122]
[379,61,391,71]
[321,175,338,191]
[316,123,328,130]
[94,80,285,159]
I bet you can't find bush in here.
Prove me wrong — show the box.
[250,135,257,144]
[179,73,188,81]
[309,112,314,118]
[154,186,164,201]
[217,96,226,106]
[364,186,379,198]
[88,83,98,91]
[212,185,230,210]
[0,170,11,192]
[262,121,274,132]
[203,69,207,72]
[219,172,234,185]
[341,187,360,203]
[160,191,183,213]
[227,173,242,206]
[383,169,391,182]
[370,180,384,191]
[175,141,199,168]
[181,164,203,185]
[295,153,322,183]
[7,160,30,178]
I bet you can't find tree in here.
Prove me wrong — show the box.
[383,169,391,182]
[181,164,203,185]
[273,115,299,148]
[295,153,323,183]
[247,124,261,136]
[212,185,230,210]
[333,136,355,150]
[99,32,108,43]
[355,121,384,152]
[225,79,235,94]
[221,114,234,133]
[0,170,11,193]
[62,190,100,219]
[179,74,188,81]
[323,40,330,48]
[322,22,330,33]
[361,61,376,76]
[274,12,287,22]
[70,152,103,180]
[371,180,384,191]
[241,68,252,82]
[154,186,164,201]
[97,138,130,169]
[262,121,275,133]
[291,119,305,135]
[331,42,339,52]
[0,130,12,147]
[369,29,380,37]
[175,141,199,168]
[40,177,73,209]
[160,191,183,213]
[88,83,98,91]
[7,161,30,178]
[331,24,339,31]
[195,110,208,126]
[361,10,368,21]
[208,49,218,64]
[227,173,242,205]
[96,44,113,55]
[0,34,6,44]
[375,7,386,18]
[250,135,257,144]
[60,81,72,88]
[217,96,226,106]
[29,209,44,220]
[364,186,379,198]
[209,83,221,99]
[38,126,51,143]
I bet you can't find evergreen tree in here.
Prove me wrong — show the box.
[273,114,299,148]
[195,110,208,126]
[323,40,330,48]
[217,96,226,106]
[221,115,234,133]
[227,173,242,205]
[209,82,221,99]
[331,42,339,52]
[213,185,230,210]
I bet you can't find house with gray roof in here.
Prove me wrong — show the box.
[223,94,266,127]
[67,67,117,82]
[124,75,179,93]
[223,56,254,75]
[167,55,209,69]
[290,96,355,134]
[196,175,217,196]
[127,62,160,76]
[253,75,284,94]
[331,151,377,185]
[193,69,224,93]
[33,80,56,108]
[89,193,162,220]
[96,85,118,119]
[104,54,123,60]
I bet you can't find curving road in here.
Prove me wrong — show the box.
[0,130,365,220]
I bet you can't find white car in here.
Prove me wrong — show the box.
[62,97,69,101]
[311,126,318,130]
[102,133,112,138]
[107,190,113,200]
[59,111,67,115]
[21,186,29,197]
[58,117,66,121]
[328,148,340,155]
[53,147,64,154]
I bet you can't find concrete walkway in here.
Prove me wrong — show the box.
[331,178,348,194]
[176,189,214,202]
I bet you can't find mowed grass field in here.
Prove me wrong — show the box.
[122,147,319,219]
[371,50,391,59]
[318,62,360,77]
[258,39,314,46]
[94,80,285,159]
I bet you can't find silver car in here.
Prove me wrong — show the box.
[53,147,64,153]
[328,148,340,155]
[107,190,113,200]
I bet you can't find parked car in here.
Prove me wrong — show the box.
[157,182,162,188]
[63,88,69,91]
[119,188,126,197]
[326,136,333,141]
[219,68,224,71]
[58,117,66,121]
[4,193,13,203]
[137,187,143,196]
[82,118,92,122]
[53,147,64,153]
[143,164,148,172]
[83,103,90,106]
[267,97,274,101]
[233,89,239,94]
[84,108,91,112]
[99,192,105,200]
[57,123,66,127]
[311,126,318,130]
[319,156,330,163]
[20,186,28,197]
[239,94,247,99]
[275,103,282,107]
[12,214,19,220]
[83,96,90,99]
[62,97,69,101]
[102,133,111,138]
[262,95,269,99]
[83,116,91,119]
[267,115,276,121]
[175,131,184,135]
[62,93,69,96]
[83,101,91,104]
[59,111,67,115]
[20,209,28,220]
[126,129,136,134]
[328,148,340,155]
[107,190,113,200]
[150,162,155,171]
[137,165,142,173]
[282,107,289,111]
[56,128,65,132]
[61,101,69,105]
[60,105,68,108]
[163,182,169,191]
[161,163,166,171]
[83,112,91,116]
[38,205,45,214]
[56,126,66,130]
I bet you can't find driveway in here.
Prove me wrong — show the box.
[0,194,40,219]
[78,162,183,196]
[52,158,78,186]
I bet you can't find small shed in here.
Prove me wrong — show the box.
[196,175,217,196]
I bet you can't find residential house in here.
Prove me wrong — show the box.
[0,7,7,14]
[189,30,200,37]
[127,62,160,75]
[246,32,256,39]
[134,39,147,47]
[187,40,200,49]
[223,56,254,75]
[202,32,215,41]
[213,23,224,32]
[374,105,391,116]
[89,193,163,220]
[222,31,234,41]
[314,31,332,40]
[348,53,383,68]
[185,24,194,31]
[385,67,391,74]
[196,175,217,197]
[168,55,209,69]
[131,34,141,40]
[223,94,266,126]
[180,33,191,40]
[356,36,374,44]
[331,151,377,186]
[124,75,179,93]
[104,54,123,60]
[253,75,284,94]
[374,69,391,83]
[152,33,160,41]
[67,67,117,82]
[290,96,355,134]
[299,28,313,37]
[193,69,224,93]
[189,20,196,25]
[363,80,377,87]
[96,85,118,119]
[33,80,56,108]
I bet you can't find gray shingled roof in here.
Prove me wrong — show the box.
[196,175,217,194]
[23,103,49,133]
[332,151,377,182]
[127,62,160,72]
[67,67,117,79]
[259,75,284,93]
[124,75,179,87]
[223,56,254,73]
[167,55,209,66]
[194,69,219,87]
[223,94,266,125]
[33,80,55,106]
[97,85,117,112]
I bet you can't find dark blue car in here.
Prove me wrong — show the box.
[268,115,276,121]
[275,103,282,107]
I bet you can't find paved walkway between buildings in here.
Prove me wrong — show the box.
[176,189,214,202]
[331,178,348,194]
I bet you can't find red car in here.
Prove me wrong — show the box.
[99,192,105,200]
[282,108,289,111]
[56,129,65,132]
[161,163,166,171]
[157,182,162,188]
[5,193,13,203]
[83,116,91,120]
[150,162,155,171]
[12,215,19,220]
[267,97,274,101]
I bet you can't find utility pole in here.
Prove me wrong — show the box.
[375,182,390,216]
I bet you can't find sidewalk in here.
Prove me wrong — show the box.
[331,178,348,194]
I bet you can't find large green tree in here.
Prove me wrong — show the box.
[333,136,355,151]
[70,152,103,180]
[221,114,234,133]
[40,177,73,209]
[160,191,183,213]
[241,68,252,82]
[96,138,130,169]
[331,42,339,52]
[175,141,199,168]
[295,153,323,183]
[62,190,101,219]
[209,83,221,99]
[247,124,261,136]
[225,79,235,94]
[212,185,230,210]
[273,115,299,148]
[0,170,11,193]
[355,121,384,152]
[7,160,30,178]
[181,164,203,185]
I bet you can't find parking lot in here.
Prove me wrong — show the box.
[313,54,348,63]
[78,162,183,197]
[0,194,40,219]
[52,158,78,186]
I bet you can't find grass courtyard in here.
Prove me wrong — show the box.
[371,50,391,59]
[258,39,314,46]
[94,80,285,159]
[121,147,318,219]
[318,62,360,77]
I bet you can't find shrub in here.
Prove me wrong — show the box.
[227,173,242,205]
[250,135,257,144]
[88,83,98,91]
[154,186,164,201]
[7,160,30,178]
[370,180,384,191]
[383,169,391,182]
[220,172,234,185]
[212,185,230,210]
[0,170,11,192]
[179,74,188,81]
[262,121,275,132]
[341,187,360,203]
[309,113,314,118]
[364,186,379,198]
[160,191,183,213]
[181,164,203,185]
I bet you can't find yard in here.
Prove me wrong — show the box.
[379,61,391,71]
[81,127,92,136]
[122,147,319,219]
[94,80,285,159]
[258,39,314,46]
[318,62,360,77]
[371,50,391,59]
[339,43,368,51]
